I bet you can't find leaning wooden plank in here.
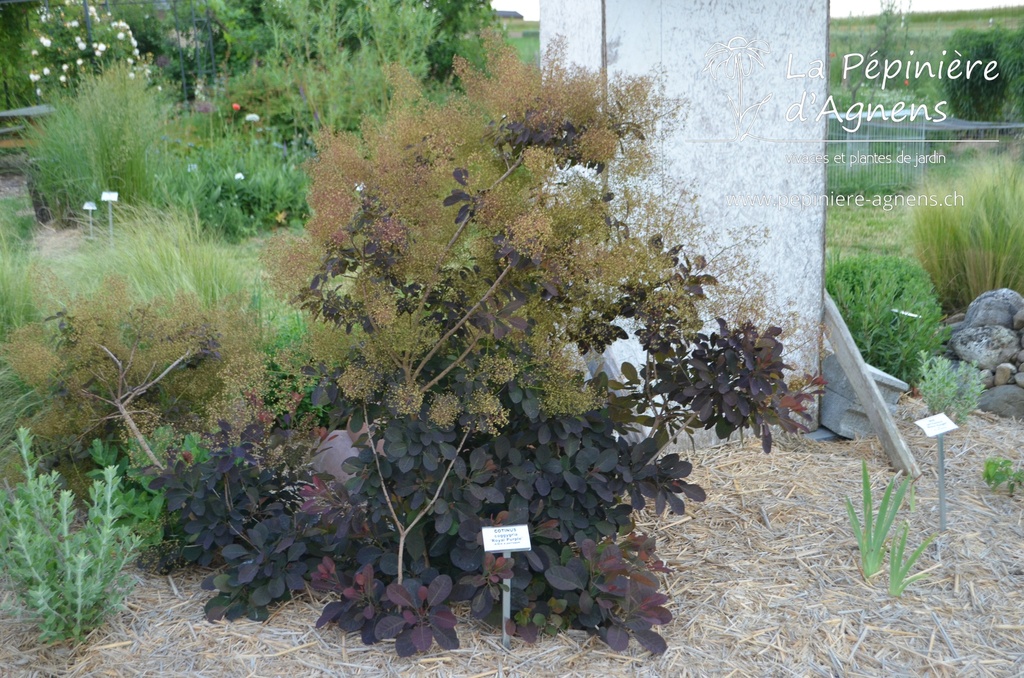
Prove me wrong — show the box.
[823,292,921,477]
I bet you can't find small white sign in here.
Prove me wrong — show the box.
[481,525,532,553]
[100,191,119,202]
[82,201,97,211]
[915,413,958,437]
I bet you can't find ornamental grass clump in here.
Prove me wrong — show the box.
[0,428,140,642]
[198,37,820,655]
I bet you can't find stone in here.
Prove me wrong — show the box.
[944,312,966,325]
[949,325,1020,370]
[820,354,908,439]
[308,422,377,481]
[980,369,995,389]
[994,362,1017,386]
[978,384,1024,419]
[1015,372,1024,388]
[1017,350,1024,366]
[1015,308,1024,331]
[959,288,1024,331]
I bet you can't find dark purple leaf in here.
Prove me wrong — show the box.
[316,601,344,628]
[453,168,468,186]
[429,607,458,630]
[432,623,460,650]
[410,624,434,653]
[545,565,585,591]
[374,614,407,640]
[633,628,668,654]
[426,575,452,606]
[602,624,630,651]
[386,582,418,609]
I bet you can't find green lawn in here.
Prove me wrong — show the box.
[826,201,912,259]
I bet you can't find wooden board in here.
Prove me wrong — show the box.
[823,292,921,477]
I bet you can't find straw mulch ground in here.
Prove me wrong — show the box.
[2,397,1023,677]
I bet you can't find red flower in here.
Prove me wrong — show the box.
[231,103,241,111]
[904,79,909,86]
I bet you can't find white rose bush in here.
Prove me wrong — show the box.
[27,0,149,99]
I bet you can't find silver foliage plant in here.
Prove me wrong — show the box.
[0,428,140,642]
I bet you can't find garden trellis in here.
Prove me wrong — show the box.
[0,0,216,105]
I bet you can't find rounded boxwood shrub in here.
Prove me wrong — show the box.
[826,253,948,385]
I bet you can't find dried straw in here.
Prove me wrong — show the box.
[3,398,1023,677]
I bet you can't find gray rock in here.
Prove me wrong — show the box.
[949,325,1020,370]
[1015,308,1024,331]
[944,312,966,325]
[980,369,995,389]
[995,362,1017,386]
[1015,372,1024,388]
[960,289,1024,331]
[978,384,1024,419]
[1017,350,1024,366]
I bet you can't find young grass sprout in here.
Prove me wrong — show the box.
[888,521,937,597]
[846,460,910,580]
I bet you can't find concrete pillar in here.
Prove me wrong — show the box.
[542,0,827,403]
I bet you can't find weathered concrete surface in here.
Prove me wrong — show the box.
[542,0,828,431]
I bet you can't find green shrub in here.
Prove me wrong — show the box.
[826,253,947,384]
[918,351,984,424]
[0,428,140,642]
[222,0,436,135]
[942,29,1008,121]
[911,158,1024,312]
[983,457,1024,496]
[157,137,311,241]
[28,65,167,223]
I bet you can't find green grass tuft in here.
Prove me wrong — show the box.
[911,157,1024,312]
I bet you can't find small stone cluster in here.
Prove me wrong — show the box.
[945,288,1024,419]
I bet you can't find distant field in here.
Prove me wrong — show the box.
[502,19,540,65]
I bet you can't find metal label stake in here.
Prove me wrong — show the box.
[481,525,532,650]
[101,192,118,240]
[82,201,97,238]
[914,412,958,535]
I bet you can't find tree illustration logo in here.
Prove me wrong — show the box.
[701,37,773,141]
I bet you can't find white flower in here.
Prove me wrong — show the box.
[59,75,66,83]
[42,67,50,76]
[245,113,260,123]
[234,172,245,181]
[40,36,52,47]
[36,88,41,96]
[97,43,106,52]
[128,72,135,79]
[29,72,40,82]
[62,63,68,72]
[131,38,138,48]
[70,20,79,28]
[157,85,162,92]
[77,40,86,50]
[117,32,125,40]
[133,48,140,56]
[31,49,38,56]
[76,58,84,66]
[127,58,134,65]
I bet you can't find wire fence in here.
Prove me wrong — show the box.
[826,113,1024,193]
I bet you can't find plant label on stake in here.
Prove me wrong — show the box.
[481,525,531,650]
[100,192,118,240]
[915,413,958,534]
[82,201,97,239]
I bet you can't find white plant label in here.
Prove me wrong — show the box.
[82,201,97,211]
[100,191,119,202]
[481,525,532,553]
[914,413,958,437]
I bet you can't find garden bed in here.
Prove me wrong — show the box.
[2,398,1022,677]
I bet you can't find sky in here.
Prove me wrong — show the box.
[490,0,1023,22]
